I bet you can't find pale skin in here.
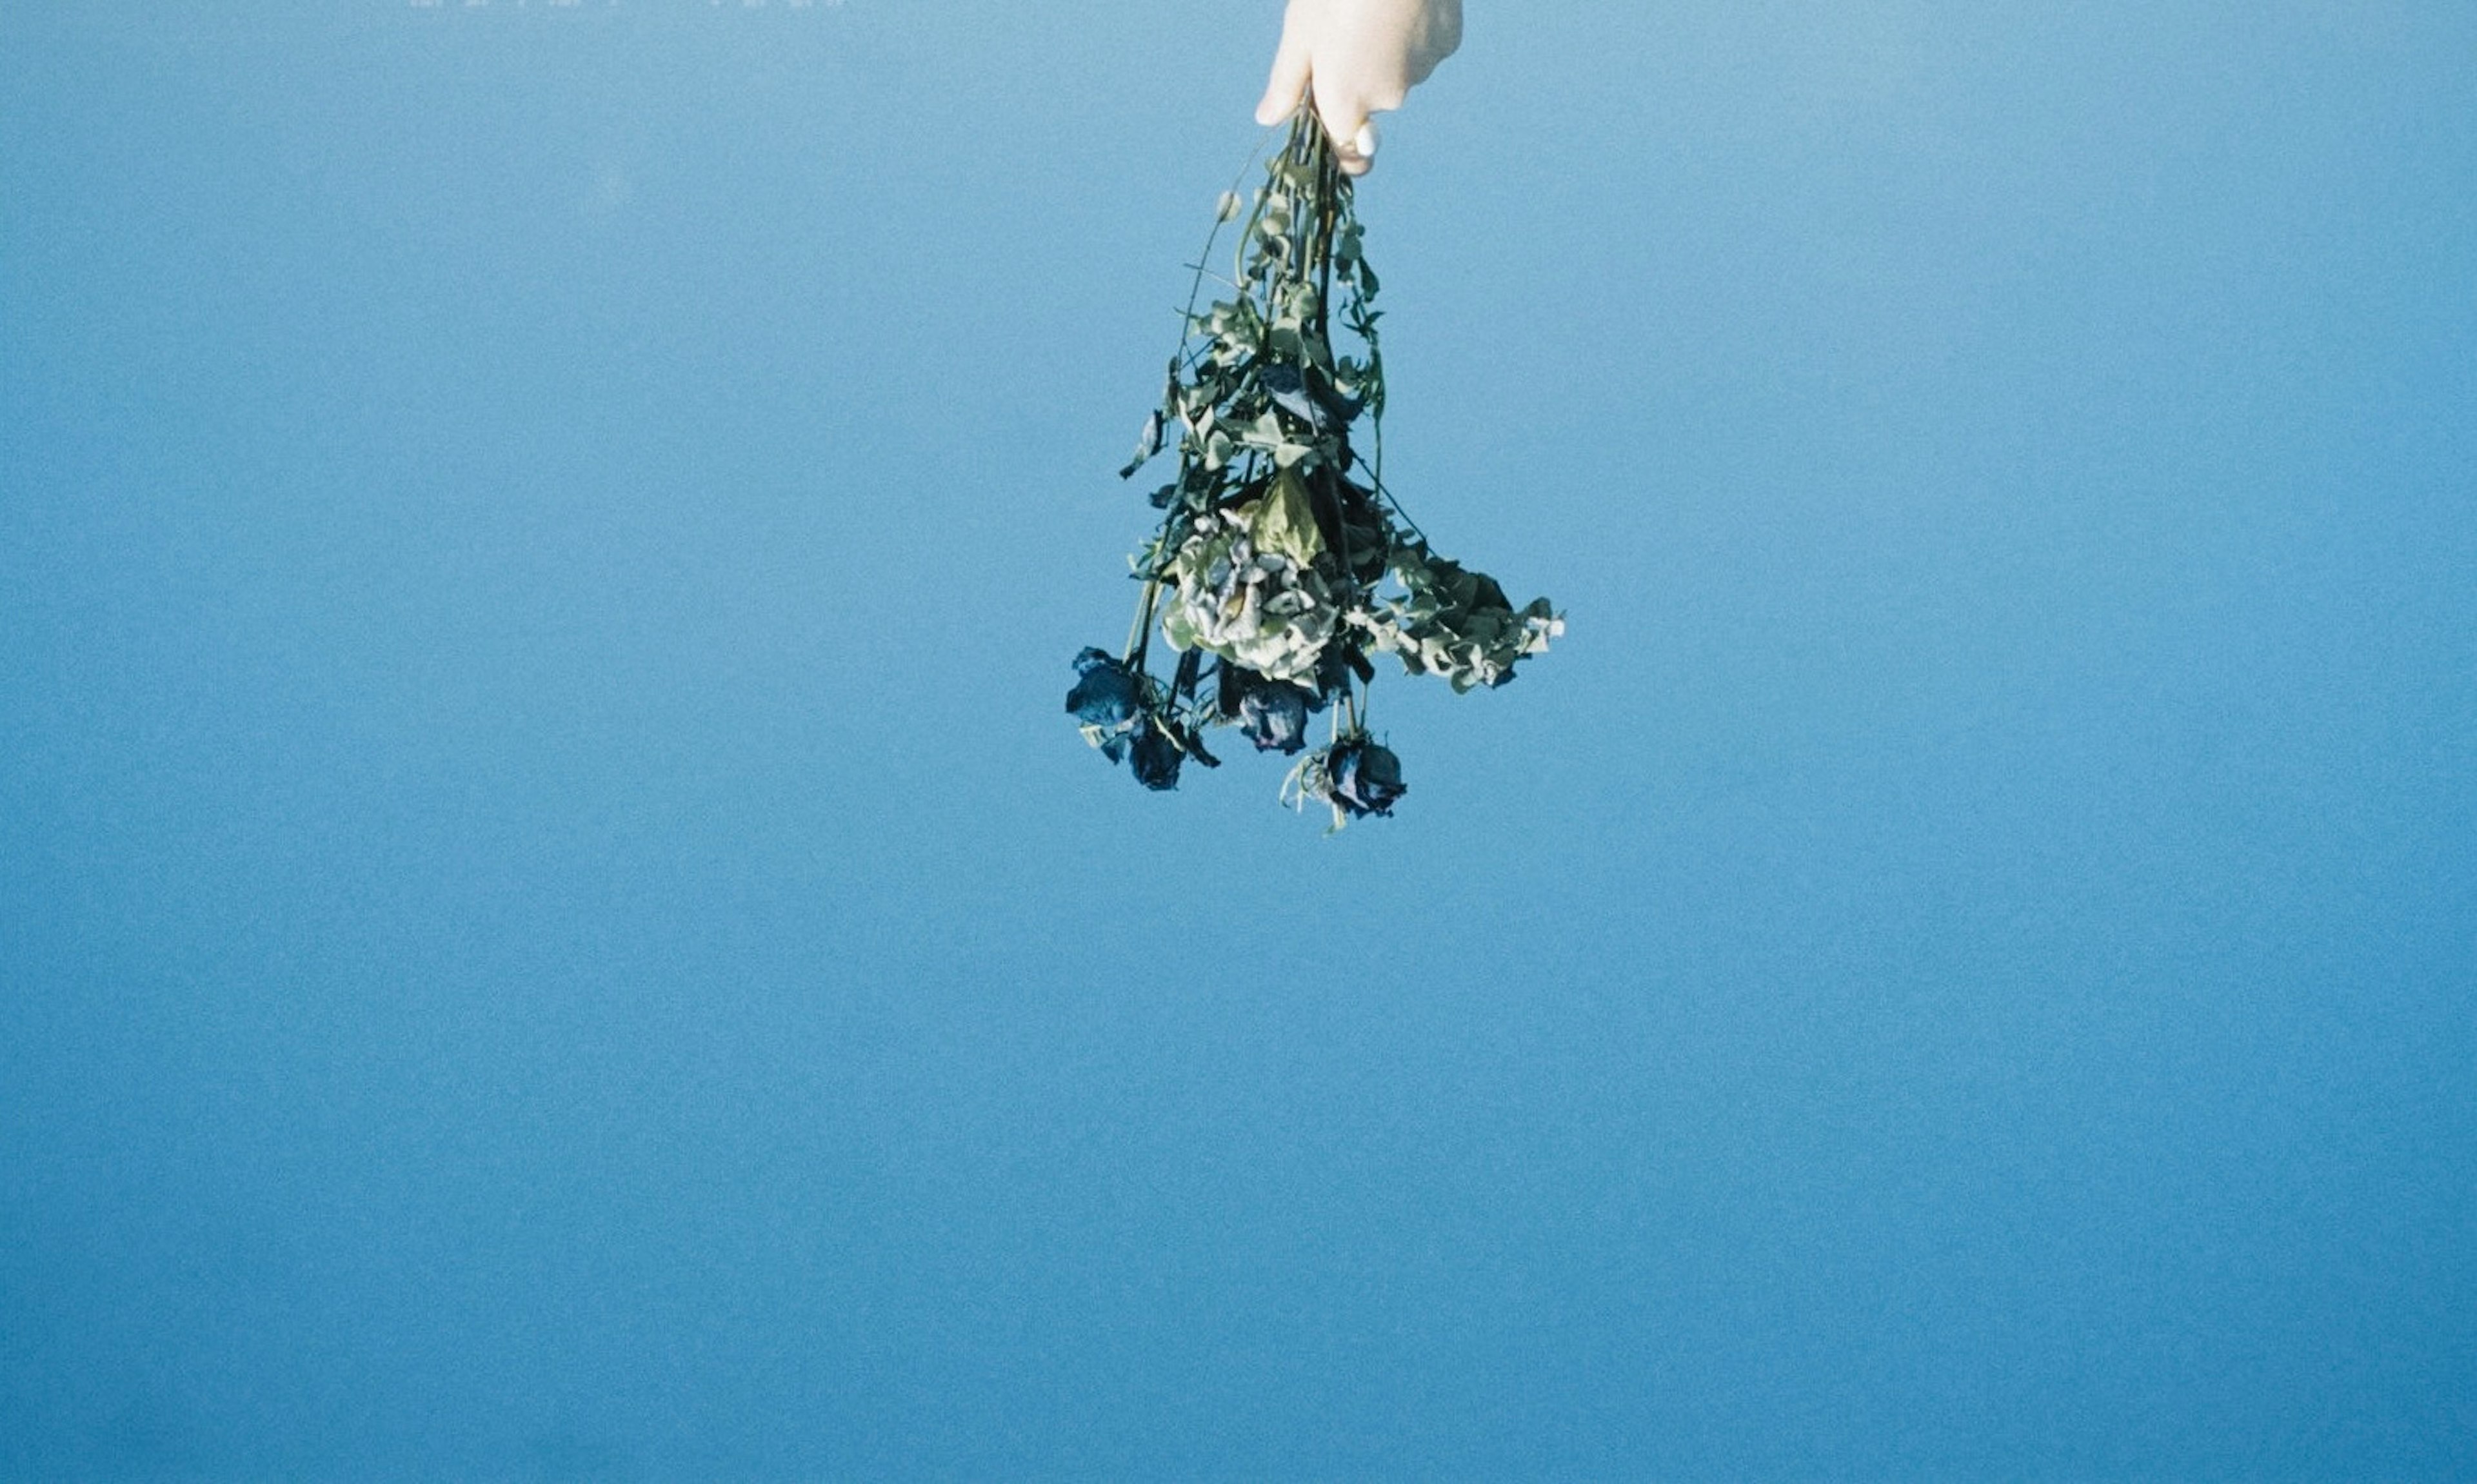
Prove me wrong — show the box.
[1256,0,1463,175]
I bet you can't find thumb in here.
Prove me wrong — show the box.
[1315,90,1375,174]
[1313,88,1366,150]
[1255,16,1313,125]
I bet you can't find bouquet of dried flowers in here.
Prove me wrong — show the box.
[1067,104,1562,827]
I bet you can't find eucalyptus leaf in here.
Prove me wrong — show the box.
[1119,408,1164,479]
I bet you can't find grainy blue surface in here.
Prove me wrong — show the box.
[3,3,2472,1478]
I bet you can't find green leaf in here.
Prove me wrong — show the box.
[1249,468,1325,566]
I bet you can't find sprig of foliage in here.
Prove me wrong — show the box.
[1068,104,1563,829]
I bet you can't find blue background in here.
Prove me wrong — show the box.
[4,1,2472,1478]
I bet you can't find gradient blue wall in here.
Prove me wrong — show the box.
[4,2,2471,1477]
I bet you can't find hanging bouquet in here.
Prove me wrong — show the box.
[1067,104,1562,828]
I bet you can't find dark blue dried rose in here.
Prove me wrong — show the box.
[1066,648,1141,727]
[1128,717,1186,791]
[1328,738,1406,817]
[1238,679,1317,755]
[1215,659,1254,722]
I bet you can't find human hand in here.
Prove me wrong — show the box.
[1255,0,1463,175]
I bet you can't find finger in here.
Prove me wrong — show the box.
[1314,91,1372,170]
[1335,120,1378,176]
[1255,14,1313,126]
